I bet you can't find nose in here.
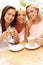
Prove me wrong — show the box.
[28,12,32,17]
[20,15,25,19]
[9,15,13,19]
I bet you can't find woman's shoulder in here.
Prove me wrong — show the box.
[25,20,30,26]
[26,20,30,24]
[25,20,32,28]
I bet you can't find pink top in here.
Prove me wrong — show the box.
[29,20,43,37]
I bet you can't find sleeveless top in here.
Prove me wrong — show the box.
[29,20,43,37]
[0,23,15,51]
[18,28,25,42]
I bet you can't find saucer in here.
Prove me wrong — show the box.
[9,44,24,51]
[25,43,40,49]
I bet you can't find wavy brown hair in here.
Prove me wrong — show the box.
[1,5,16,32]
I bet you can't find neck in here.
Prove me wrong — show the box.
[33,16,41,24]
[5,22,9,29]
[15,21,25,33]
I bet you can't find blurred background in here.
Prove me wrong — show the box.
[0,0,43,17]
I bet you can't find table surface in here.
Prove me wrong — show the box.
[0,43,43,65]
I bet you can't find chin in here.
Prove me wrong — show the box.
[30,18,35,21]
[20,22,23,24]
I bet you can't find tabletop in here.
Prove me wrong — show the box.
[0,43,43,65]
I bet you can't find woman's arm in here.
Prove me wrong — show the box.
[0,35,3,42]
[35,33,43,46]
[24,22,30,42]
[0,31,9,42]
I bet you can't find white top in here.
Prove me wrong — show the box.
[18,28,25,42]
[0,24,15,51]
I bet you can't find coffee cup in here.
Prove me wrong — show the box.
[27,36,35,46]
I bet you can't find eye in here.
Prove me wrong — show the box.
[22,14,26,16]
[8,13,15,17]
[27,12,29,15]
[12,14,15,17]
[30,10,33,13]
[8,13,11,15]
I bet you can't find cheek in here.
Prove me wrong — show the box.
[23,17,26,22]
[4,14,9,21]
[34,13,37,18]
[12,17,15,20]
[4,16,7,21]
[17,17,20,21]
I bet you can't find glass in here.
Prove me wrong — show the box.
[27,36,35,47]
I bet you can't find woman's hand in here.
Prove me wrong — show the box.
[0,31,9,42]
[40,33,43,38]
[35,37,43,46]
[9,27,19,43]
[10,27,18,36]
[35,33,43,46]
[2,31,9,39]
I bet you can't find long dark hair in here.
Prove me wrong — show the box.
[13,10,22,27]
[14,11,18,25]
[1,5,16,32]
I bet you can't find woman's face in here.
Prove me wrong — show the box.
[17,10,26,24]
[26,6,38,21]
[4,9,16,24]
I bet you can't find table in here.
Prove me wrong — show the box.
[0,43,43,65]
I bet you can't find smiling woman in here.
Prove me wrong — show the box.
[25,4,43,46]
[15,9,26,42]
[0,5,19,51]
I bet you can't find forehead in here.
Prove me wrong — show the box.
[6,9,16,13]
[17,10,26,14]
[26,6,37,11]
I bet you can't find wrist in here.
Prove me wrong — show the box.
[0,35,3,42]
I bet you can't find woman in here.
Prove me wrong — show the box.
[25,4,43,45]
[15,9,26,42]
[0,5,19,51]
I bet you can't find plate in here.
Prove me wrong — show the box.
[25,43,40,49]
[9,44,24,51]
